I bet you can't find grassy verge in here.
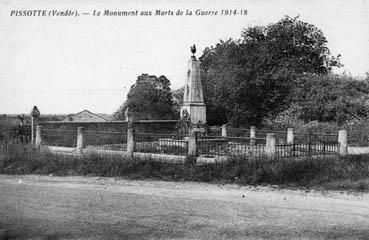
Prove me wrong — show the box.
[1,143,369,192]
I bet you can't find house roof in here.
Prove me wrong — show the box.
[63,110,108,122]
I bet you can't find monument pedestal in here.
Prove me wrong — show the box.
[180,103,206,126]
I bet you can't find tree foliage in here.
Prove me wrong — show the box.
[171,86,184,114]
[200,16,342,126]
[295,74,369,125]
[114,74,177,120]
[262,73,369,128]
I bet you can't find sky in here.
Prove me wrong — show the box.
[0,0,368,114]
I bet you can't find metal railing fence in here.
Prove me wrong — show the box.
[135,133,188,156]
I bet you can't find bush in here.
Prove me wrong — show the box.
[295,121,339,135]
[345,119,369,146]
[262,103,340,135]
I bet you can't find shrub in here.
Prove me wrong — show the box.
[345,119,369,146]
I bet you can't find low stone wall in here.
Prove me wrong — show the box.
[40,121,127,132]
[39,120,178,134]
[348,146,369,155]
[134,120,178,134]
[43,145,186,163]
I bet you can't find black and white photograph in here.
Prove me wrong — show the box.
[0,0,369,239]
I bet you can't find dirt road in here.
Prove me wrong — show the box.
[0,175,368,239]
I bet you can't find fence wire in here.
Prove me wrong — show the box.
[35,126,340,159]
[198,136,266,158]
[226,127,250,137]
[84,131,127,151]
[207,126,222,136]
[135,133,188,156]
[41,129,76,147]
[276,140,339,158]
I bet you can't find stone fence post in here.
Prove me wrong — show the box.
[126,119,135,158]
[250,126,256,145]
[287,128,294,145]
[221,124,227,138]
[266,133,276,158]
[187,130,197,162]
[338,129,348,156]
[76,127,85,154]
[35,125,42,148]
[30,106,40,144]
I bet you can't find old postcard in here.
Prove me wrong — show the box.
[1,0,369,239]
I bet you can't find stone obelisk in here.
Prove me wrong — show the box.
[180,45,206,128]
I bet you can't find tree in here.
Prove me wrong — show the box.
[114,74,177,120]
[200,39,242,125]
[200,16,341,126]
[171,87,184,114]
[294,74,369,125]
